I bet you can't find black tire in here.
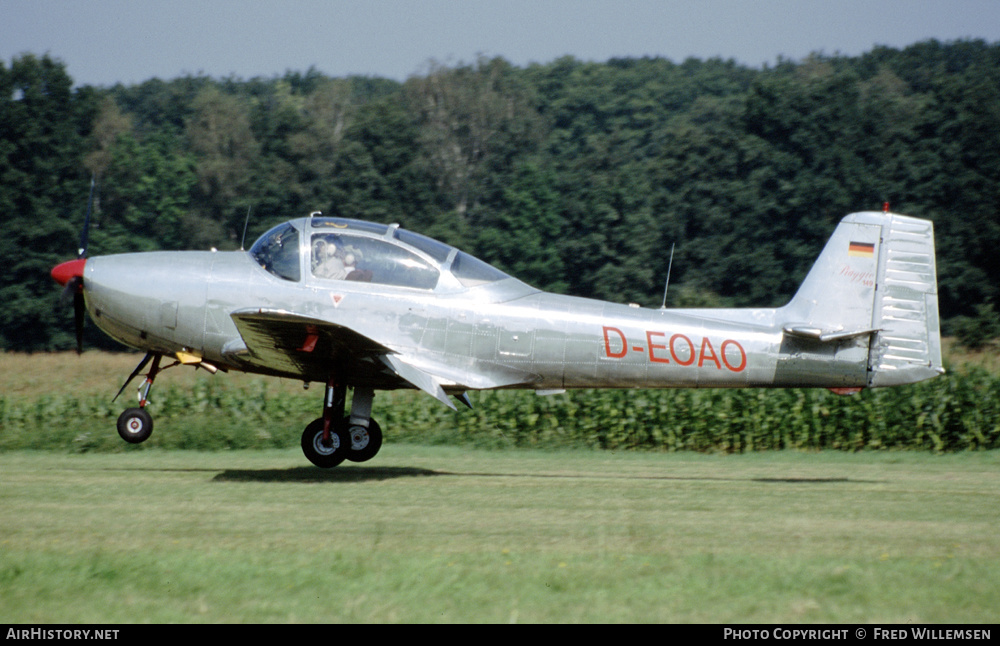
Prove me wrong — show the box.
[345,417,382,463]
[117,408,153,444]
[301,418,349,468]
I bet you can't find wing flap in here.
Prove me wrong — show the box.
[381,354,456,410]
[230,308,393,382]
[229,308,538,407]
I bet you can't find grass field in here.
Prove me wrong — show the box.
[2,448,999,623]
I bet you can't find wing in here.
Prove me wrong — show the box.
[228,308,537,409]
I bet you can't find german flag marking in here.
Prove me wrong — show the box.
[848,241,875,258]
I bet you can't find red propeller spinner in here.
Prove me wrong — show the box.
[51,258,86,287]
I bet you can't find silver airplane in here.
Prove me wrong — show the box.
[51,209,944,467]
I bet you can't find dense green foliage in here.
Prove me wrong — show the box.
[2,41,999,351]
[2,367,997,453]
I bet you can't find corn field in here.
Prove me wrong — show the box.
[2,365,997,453]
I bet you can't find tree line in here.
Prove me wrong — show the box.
[2,39,998,352]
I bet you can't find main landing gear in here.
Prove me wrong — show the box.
[300,380,383,468]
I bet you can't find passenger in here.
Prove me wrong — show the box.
[342,252,371,282]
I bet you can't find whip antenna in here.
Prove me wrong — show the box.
[240,206,252,251]
[660,243,675,309]
[78,175,95,258]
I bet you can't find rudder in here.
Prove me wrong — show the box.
[867,213,944,386]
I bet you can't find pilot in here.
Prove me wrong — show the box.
[315,240,347,279]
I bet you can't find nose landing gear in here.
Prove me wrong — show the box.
[115,353,162,444]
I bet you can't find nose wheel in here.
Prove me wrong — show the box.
[117,407,153,443]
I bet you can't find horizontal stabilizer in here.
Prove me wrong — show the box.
[782,325,880,342]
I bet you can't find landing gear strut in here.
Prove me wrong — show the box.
[301,380,383,468]
[116,353,162,443]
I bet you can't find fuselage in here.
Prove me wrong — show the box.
[80,245,868,393]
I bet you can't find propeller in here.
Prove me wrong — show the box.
[51,175,95,354]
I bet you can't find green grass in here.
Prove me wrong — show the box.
[2,448,999,623]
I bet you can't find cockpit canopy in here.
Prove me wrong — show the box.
[249,216,511,291]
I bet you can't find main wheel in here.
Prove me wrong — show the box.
[345,417,382,463]
[301,418,350,468]
[117,408,153,444]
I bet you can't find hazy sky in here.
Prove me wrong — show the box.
[3,0,999,87]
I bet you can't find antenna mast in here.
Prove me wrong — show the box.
[240,206,252,251]
[660,243,675,309]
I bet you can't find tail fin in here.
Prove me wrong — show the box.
[781,211,944,387]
